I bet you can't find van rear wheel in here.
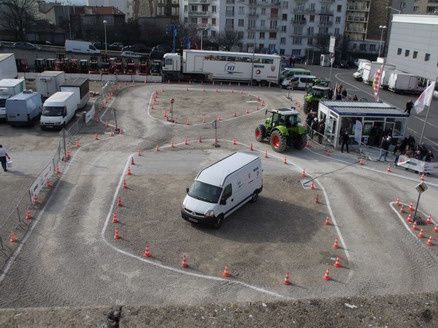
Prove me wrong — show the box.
[250,191,259,203]
[213,215,224,229]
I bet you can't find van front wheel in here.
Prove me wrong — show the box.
[250,191,259,203]
[213,215,224,229]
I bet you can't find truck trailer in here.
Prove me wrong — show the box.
[60,78,89,110]
[5,91,42,126]
[36,71,65,99]
[388,72,425,94]
[0,53,18,80]
[380,64,396,89]
[162,50,281,85]
[362,61,383,85]
[0,78,25,120]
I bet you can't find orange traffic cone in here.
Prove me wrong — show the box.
[181,255,189,268]
[45,179,53,189]
[426,214,433,225]
[310,181,317,190]
[75,139,81,148]
[9,231,18,243]
[324,216,331,225]
[411,221,417,231]
[143,242,152,257]
[417,229,425,238]
[131,157,135,166]
[95,133,100,140]
[408,202,414,212]
[420,174,425,181]
[55,164,61,175]
[123,179,128,189]
[31,194,39,205]
[283,272,291,285]
[25,209,33,220]
[112,212,118,224]
[184,137,189,145]
[334,257,342,268]
[301,169,307,178]
[222,265,231,277]
[427,236,433,246]
[400,205,406,214]
[198,136,203,143]
[434,225,438,233]
[283,156,288,165]
[232,138,237,145]
[386,165,392,173]
[114,227,121,240]
[323,269,331,281]
[127,167,132,176]
[406,214,413,224]
[332,238,339,250]
[117,197,124,207]
[395,197,401,207]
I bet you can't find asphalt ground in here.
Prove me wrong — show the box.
[0,82,437,309]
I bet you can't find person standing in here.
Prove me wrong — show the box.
[393,142,401,166]
[405,99,413,116]
[0,145,11,172]
[341,129,349,153]
[378,135,391,161]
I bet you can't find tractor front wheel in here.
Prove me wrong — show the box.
[270,130,287,153]
[292,133,307,150]
[255,125,266,142]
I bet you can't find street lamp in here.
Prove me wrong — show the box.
[378,25,387,58]
[103,20,108,54]
[198,26,209,50]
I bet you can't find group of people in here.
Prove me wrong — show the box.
[306,113,325,144]
[328,84,359,102]
[393,136,434,165]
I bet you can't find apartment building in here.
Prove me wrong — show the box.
[418,0,438,14]
[179,0,347,57]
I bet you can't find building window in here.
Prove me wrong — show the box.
[269,32,277,39]
[191,18,197,24]
[425,53,430,61]
[352,43,357,50]
[292,49,301,56]
[248,31,255,39]
[261,8,266,15]
[211,30,216,37]
[280,49,285,55]
[238,6,244,15]
[212,5,216,12]
[184,17,188,23]
[360,44,366,51]
[226,19,234,28]
[237,31,244,39]
[280,37,286,45]
[337,4,342,12]
[397,48,402,55]
[281,25,286,32]
[202,18,208,24]
[270,20,277,29]
[261,20,265,27]
[413,51,418,59]
[226,0,235,3]
[405,49,410,57]
[248,19,255,28]
[282,13,287,21]
[335,28,340,36]
[292,37,302,45]
[202,4,208,11]
[238,19,244,27]
[226,6,234,16]
[282,1,288,9]
[184,5,187,12]
[191,5,197,12]
[309,15,315,22]
[369,44,376,52]
[259,43,264,49]
[335,16,341,23]
[260,32,265,39]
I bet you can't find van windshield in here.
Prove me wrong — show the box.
[42,106,64,116]
[0,98,6,108]
[188,181,222,204]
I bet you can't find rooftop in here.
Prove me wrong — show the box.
[392,14,438,25]
[270,108,300,115]
[321,101,408,117]
[60,78,88,87]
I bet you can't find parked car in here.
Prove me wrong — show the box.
[109,42,123,50]
[14,42,41,50]
[122,44,149,53]
[121,51,143,59]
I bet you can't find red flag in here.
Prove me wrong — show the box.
[373,65,383,101]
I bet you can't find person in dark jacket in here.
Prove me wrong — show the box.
[378,135,391,161]
[393,143,401,165]
[341,129,349,153]
[405,99,413,116]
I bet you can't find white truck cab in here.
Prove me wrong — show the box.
[40,91,76,129]
[162,53,181,73]
[181,152,263,229]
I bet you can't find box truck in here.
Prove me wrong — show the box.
[36,71,65,99]
[60,78,89,110]
[362,61,383,85]
[181,152,263,229]
[40,91,76,129]
[5,91,42,126]
[0,53,18,80]
[65,40,100,54]
[388,72,425,94]
[162,50,281,85]
[380,64,396,89]
[0,78,25,120]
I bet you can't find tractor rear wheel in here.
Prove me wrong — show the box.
[255,125,266,142]
[292,133,307,150]
[270,130,287,153]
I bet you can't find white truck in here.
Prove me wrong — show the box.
[380,64,396,89]
[181,152,263,229]
[0,78,25,120]
[362,61,383,85]
[388,71,425,94]
[36,71,65,99]
[162,50,281,85]
[60,78,89,110]
[5,91,42,126]
[0,53,18,80]
[65,40,100,54]
[40,92,76,130]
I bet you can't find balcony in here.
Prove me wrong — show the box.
[319,20,333,26]
[248,13,259,18]
[258,0,280,6]
[319,9,334,15]
[188,11,211,16]
[345,27,366,33]
[346,16,368,22]
[347,6,370,12]
[188,0,215,3]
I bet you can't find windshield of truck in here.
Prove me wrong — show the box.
[42,106,64,116]
[188,181,222,204]
[0,98,6,108]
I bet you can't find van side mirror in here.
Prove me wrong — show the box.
[186,187,189,194]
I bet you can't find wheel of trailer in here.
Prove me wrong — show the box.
[213,214,224,229]
[255,125,266,142]
[292,133,307,150]
[270,130,287,153]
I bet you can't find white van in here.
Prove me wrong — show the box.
[40,91,76,129]
[181,152,263,229]
[282,75,317,90]
[65,40,100,54]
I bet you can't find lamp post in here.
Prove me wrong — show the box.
[103,20,108,54]
[378,25,387,58]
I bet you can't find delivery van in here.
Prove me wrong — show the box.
[6,91,42,126]
[60,78,89,110]
[40,91,76,130]
[181,152,263,229]
[65,40,100,54]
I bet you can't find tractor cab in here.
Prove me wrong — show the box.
[268,108,301,128]
[303,84,331,113]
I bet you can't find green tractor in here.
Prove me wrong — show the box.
[255,108,307,153]
[303,82,331,114]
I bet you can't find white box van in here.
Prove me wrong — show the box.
[0,78,25,119]
[60,78,89,110]
[388,72,425,94]
[65,40,100,54]
[6,91,42,126]
[181,152,263,229]
[40,91,76,129]
[36,71,65,99]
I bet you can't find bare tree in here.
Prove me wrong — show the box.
[0,0,38,40]
[312,33,330,52]
[215,31,242,51]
